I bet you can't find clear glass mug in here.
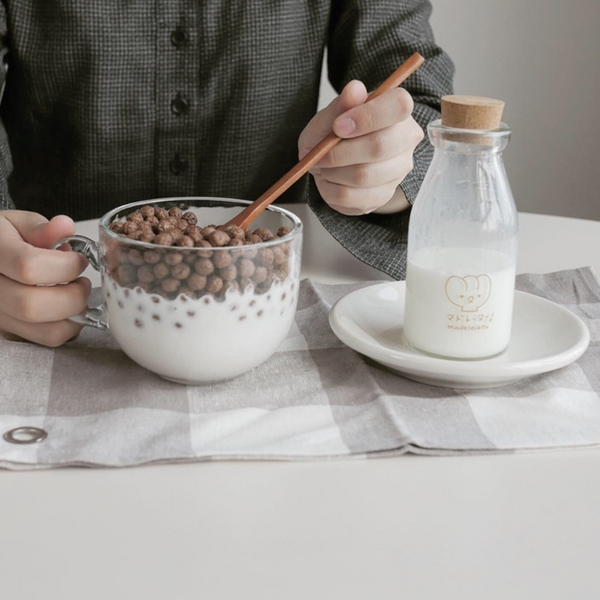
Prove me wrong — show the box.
[55,197,303,384]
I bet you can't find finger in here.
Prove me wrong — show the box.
[372,187,411,214]
[298,80,368,160]
[314,175,398,215]
[18,212,76,249]
[0,274,91,323]
[0,213,87,285]
[319,154,414,189]
[333,87,414,139]
[0,313,84,348]
[317,118,423,168]
[1,211,76,248]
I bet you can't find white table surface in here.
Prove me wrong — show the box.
[1,206,599,600]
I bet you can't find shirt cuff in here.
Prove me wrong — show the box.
[307,177,411,281]
[306,104,438,280]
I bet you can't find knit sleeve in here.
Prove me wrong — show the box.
[308,0,453,279]
[0,1,14,211]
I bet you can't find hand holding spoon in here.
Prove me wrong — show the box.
[223,52,425,230]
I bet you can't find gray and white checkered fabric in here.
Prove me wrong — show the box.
[1,268,599,470]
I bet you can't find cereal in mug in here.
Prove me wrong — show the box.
[106,205,293,300]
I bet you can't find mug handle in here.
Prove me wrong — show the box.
[52,235,109,330]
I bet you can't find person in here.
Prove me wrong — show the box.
[0,0,453,346]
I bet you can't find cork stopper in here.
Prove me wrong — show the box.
[441,95,505,131]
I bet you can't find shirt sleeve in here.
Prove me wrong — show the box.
[307,0,454,280]
[0,1,14,211]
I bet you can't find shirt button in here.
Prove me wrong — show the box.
[169,154,188,175]
[171,92,190,116]
[170,26,189,48]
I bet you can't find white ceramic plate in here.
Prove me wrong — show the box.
[329,282,590,389]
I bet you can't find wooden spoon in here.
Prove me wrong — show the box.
[223,52,425,230]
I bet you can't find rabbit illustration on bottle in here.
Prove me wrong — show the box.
[445,274,492,312]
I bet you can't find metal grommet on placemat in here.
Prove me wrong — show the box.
[3,427,48,445]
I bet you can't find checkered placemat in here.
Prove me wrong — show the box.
[1,268,599,469]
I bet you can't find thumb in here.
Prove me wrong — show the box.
[17,214,76,249]
[298,80,368,160]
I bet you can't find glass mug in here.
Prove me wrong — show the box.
[55,197,303,384]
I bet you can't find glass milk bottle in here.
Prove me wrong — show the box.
[404,95,518,360]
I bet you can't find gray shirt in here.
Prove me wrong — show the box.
[0,0,453,278]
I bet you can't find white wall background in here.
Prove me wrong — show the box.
[319,0,600,221]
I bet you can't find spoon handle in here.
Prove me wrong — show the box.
[224,52,425,230]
